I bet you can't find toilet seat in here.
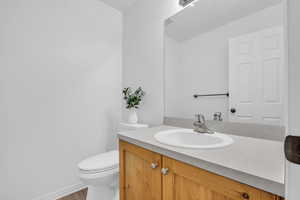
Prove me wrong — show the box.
[79,167,119,181]
[78,150,119,174]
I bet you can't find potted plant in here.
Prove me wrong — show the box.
[122,87,145,124]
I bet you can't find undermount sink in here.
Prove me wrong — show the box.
[154,129,234,149]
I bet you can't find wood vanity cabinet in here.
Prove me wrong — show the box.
[119,140,162,200]
[119,140,283,200]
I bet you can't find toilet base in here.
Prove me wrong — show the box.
[86,185,119,200]
[112,187,119,200]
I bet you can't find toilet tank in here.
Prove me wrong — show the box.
[118,122,149,132]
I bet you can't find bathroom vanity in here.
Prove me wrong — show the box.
[118,126,285,200]
[118,1,287,199]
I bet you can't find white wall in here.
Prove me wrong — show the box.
[286,0,300,199]
[164,36,182,118]
[122,0,182,125]
[164,4,284,120]
[0,0,122,199]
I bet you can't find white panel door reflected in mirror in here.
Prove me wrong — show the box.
[164,0,287,126]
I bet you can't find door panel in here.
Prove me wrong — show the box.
[259,28,284,126]
[229,27,284,125]
[229,33,258,124]
[287,1,300,199]
[119,140,162,200]
[162,156,281,200]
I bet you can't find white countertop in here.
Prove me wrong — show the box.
[118,126,285,197]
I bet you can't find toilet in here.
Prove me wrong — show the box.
[78,122,149,200]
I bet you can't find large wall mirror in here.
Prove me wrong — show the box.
[164,0,287,127]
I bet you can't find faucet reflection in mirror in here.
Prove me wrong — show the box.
[213,112,223,121]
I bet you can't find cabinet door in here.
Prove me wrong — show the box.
[119,140,162,200]
[162,156,282,200]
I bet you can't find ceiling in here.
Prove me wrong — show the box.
[100,0,138,12]
[166,0,284,41]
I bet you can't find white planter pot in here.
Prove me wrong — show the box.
[128,109,138,124]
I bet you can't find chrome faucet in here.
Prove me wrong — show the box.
[193,114,213,134]
[213,112,223,121]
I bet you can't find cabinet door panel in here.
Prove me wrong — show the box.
[174,175,234,200]
[163,156,281,200]
[119,140,162,200]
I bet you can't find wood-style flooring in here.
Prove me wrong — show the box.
[57,188,88,200]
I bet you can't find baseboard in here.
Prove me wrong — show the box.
[32,182,87,200]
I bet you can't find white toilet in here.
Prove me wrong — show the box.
[78,122,148,200]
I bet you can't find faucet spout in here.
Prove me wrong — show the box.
[193,114,214,134]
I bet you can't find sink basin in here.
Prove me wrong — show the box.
[154,129,234,149]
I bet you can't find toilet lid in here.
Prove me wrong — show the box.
[78,150,119,173]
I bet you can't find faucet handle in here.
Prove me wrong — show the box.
[213,112,223,121]
[195,114,206,123]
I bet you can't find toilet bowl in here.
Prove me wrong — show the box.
[78,150,119,200]
[78,123,148,200]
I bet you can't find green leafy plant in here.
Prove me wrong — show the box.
[122,87,145,109]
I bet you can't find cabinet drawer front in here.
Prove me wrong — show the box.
[162,156,281,200]
[119,140,162,200]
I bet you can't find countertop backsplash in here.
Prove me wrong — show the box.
[164,117,285,141]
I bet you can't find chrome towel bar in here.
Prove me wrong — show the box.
[193,93,229,98]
